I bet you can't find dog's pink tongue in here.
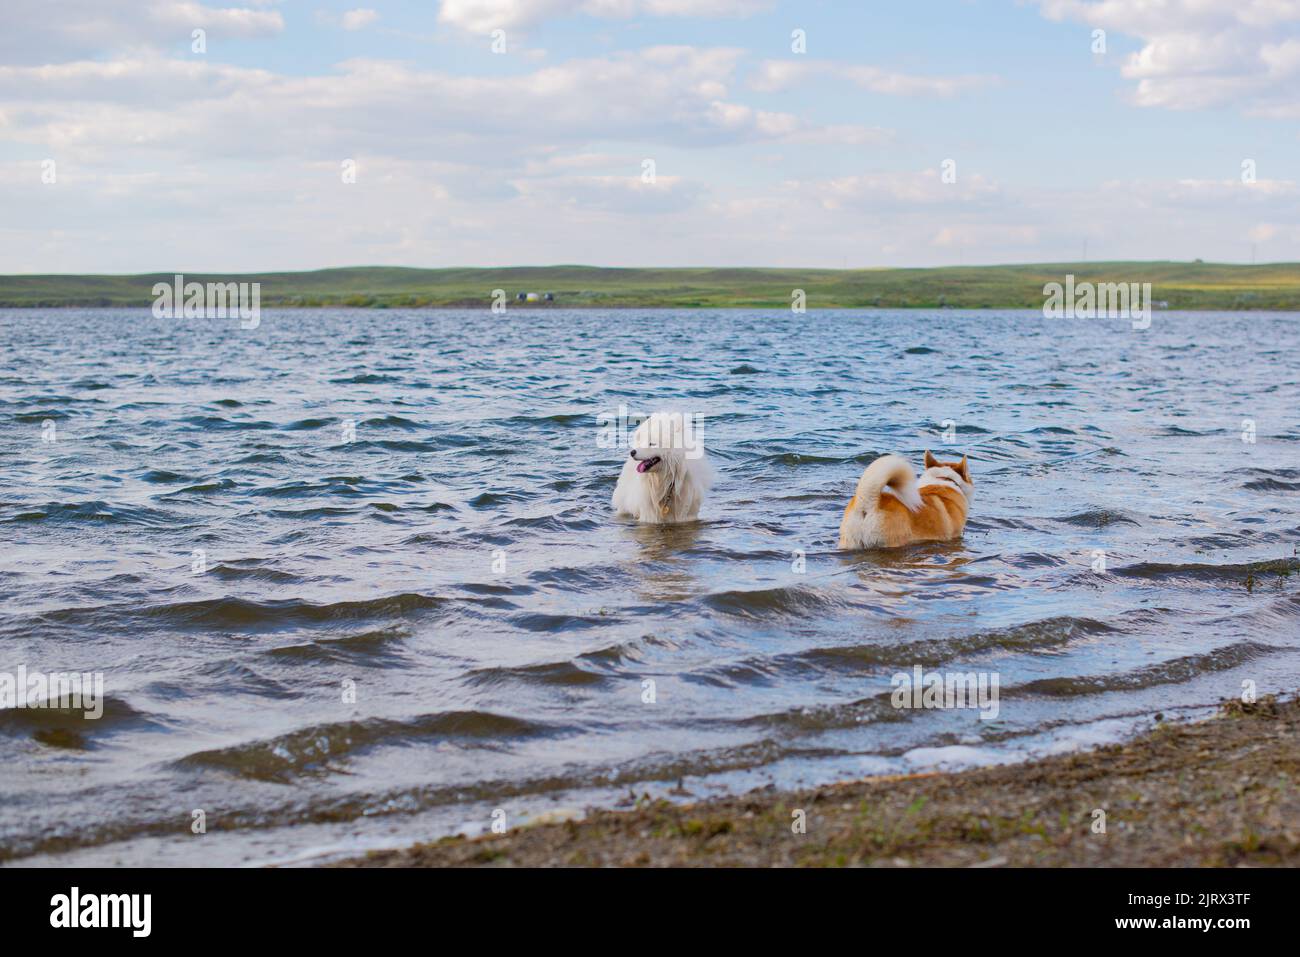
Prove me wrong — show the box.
[636,460,651,473]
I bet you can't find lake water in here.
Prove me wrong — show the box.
[1,307,1297,866]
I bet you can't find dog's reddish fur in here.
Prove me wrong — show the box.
[839,451,972,549]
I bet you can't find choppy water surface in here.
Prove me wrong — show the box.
[1,308,1297,866]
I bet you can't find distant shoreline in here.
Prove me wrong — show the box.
[331,694,1300,868]
[10,303,1300,313]
[2,262,1299,310]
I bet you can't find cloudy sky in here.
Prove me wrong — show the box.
[3,0,1299,272]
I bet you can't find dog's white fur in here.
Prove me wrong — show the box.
[916,465,974,501]
[839,454,920,548]
[611,411,712,524]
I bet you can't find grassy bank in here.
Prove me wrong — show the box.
[4,262,1300,310]
[334,695,1299,868]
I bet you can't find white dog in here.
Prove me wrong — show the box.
[611,411,712,524]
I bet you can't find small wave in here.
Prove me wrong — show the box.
[1054,509,1141,527]
[206,562,300,584]
[457,582,530,598]
[469,491,530,509]
[0,695,155,749]
[701,584,841,619]
[266,626,410,663]
[1205,595,1300,630]
[1009,552,1070,568]
[511,612,615,633]
[361,414,422,429]
[231,451,288,465]
[1232,467,1300,480]
[686,659,781,688]
[972,516,1041,531]
[1116,557,1299,585]
[1243,478,1300,492]
[527,566,617,590]
[175,710,551,782]
[576,638,663,667]
[13,409,72,422]
[1185,529,1296,549]
[740,694,901,733]
[267,506,358,519]
[167,479,238,495]
[140,469,192,484]
[794,615,1116,671]
[252,480,363,499]
[2,393,81,406]
[179,415,274,431]
[344,439,438,453]
[37,593,447,631]
[1017,641,1271,696]
[503,513,599,531]
[329,373,399,384]
[760,451,861,468]
[503,413,587,426]
[465,660,608,689]
[4,501,174,527]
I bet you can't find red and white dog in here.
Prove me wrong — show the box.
[838,451,973,549]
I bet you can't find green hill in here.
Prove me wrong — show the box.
[1,262,1298,309]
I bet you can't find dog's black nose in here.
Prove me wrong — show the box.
[629,449,637,459]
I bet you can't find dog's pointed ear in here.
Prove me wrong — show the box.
[958,454,970,481]
[924,450,939,469]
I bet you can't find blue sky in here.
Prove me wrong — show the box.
[2,0,1298,271]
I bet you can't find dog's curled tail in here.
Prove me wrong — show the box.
[856,454,921,513]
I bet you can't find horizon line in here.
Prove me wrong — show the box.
[4,259,1298,278]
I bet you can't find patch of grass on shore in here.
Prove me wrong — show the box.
[4,262,1300,310]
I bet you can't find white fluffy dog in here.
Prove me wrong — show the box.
[611,411,712,524]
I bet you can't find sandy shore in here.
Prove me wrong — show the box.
[332,695,1299,868]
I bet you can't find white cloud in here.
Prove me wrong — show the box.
[512,174,705,213]
[3,3,1299,271]
[0,0,284,64]
[5,149,1298,270]
[341,8,381,30]
[1101,176,1298,206]
[437,0,771,33]
[0,48,884,161]
[794,169,1003,212]
[1034,0,1300,114]
[931,224,1039,248]
[751,60,999,97]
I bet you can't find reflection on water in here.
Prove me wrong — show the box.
[0,307,1297,866]
[625,520,704,602]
